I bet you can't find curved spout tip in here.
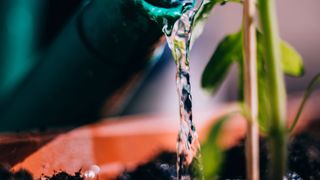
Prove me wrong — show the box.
[135,0,195,24]
[143,0,193,8]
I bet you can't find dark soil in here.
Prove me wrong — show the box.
[117,123,320,180]
[117,152,178,180]
[0,167,33,180]
[42,170,84,180]
[1,122,320,180]
[0,168,84,180]
[288,125,320,179]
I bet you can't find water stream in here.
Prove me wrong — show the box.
[162,1,203,179]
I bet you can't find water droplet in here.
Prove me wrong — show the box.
[160,163,170,170]
[84,165,100,180]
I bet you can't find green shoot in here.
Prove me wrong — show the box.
[258,0,287,179]
[201,29,304,134]
[289,73,320,133]
[201,112,239,179]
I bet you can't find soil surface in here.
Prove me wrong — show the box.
[1,121,319,180]
[43,170,84,180]
[0,168,33,180]
[117,121,320,180]
[0,168,84,180]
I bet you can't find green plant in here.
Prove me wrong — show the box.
[195,0,319,180]
[138,0,320,179]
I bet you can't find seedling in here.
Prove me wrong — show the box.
[138,0,320,179]
[197,0,319,179]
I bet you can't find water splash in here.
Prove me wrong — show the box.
[162,1,203,179]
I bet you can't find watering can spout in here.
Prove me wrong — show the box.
[1,0,194,132]
[135,0,196,24]
[0,0,199,132]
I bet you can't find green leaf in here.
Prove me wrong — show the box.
[201,114,231,179]
[201,29,304,133]
[280,41,304,76]
[191,0,219,46]
[201,30,304,94]
[194,0,243,27]
[289,73,320,133]
[194,0,218,26]
[201,143,223,180]
[201,31,242,93]
[256,31,304,77]
[191,0,242,46]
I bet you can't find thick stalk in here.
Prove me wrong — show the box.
[243,0,259,179]
[258,0,287,179]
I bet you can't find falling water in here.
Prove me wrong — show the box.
[162,1,203,179]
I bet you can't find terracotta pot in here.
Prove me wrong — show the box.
[4,104,244,179]
[1,93,319,179]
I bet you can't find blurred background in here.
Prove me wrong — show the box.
[0,0,319,130]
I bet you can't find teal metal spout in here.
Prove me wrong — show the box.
[135,0,195,25]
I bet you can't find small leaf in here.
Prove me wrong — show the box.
[191,0,242,46]
[201,31,242,93]
[201,29,304,132]
[191,0,219,46]
[194,0,242,28]
[289,73,320,133]
[194,0,218,26]
[280,41,304,77]
[256,31,304,77]
[201,114,232,179]
[206,115,230,143]
[201,143,223,180]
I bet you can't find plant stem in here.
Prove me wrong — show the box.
[289,73,320,133]
[258,0,287,179]
[242,0,259,179]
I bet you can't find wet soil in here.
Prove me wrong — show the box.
[0,168,84,180]
[117,121,320,180]
[1,121,319,180]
